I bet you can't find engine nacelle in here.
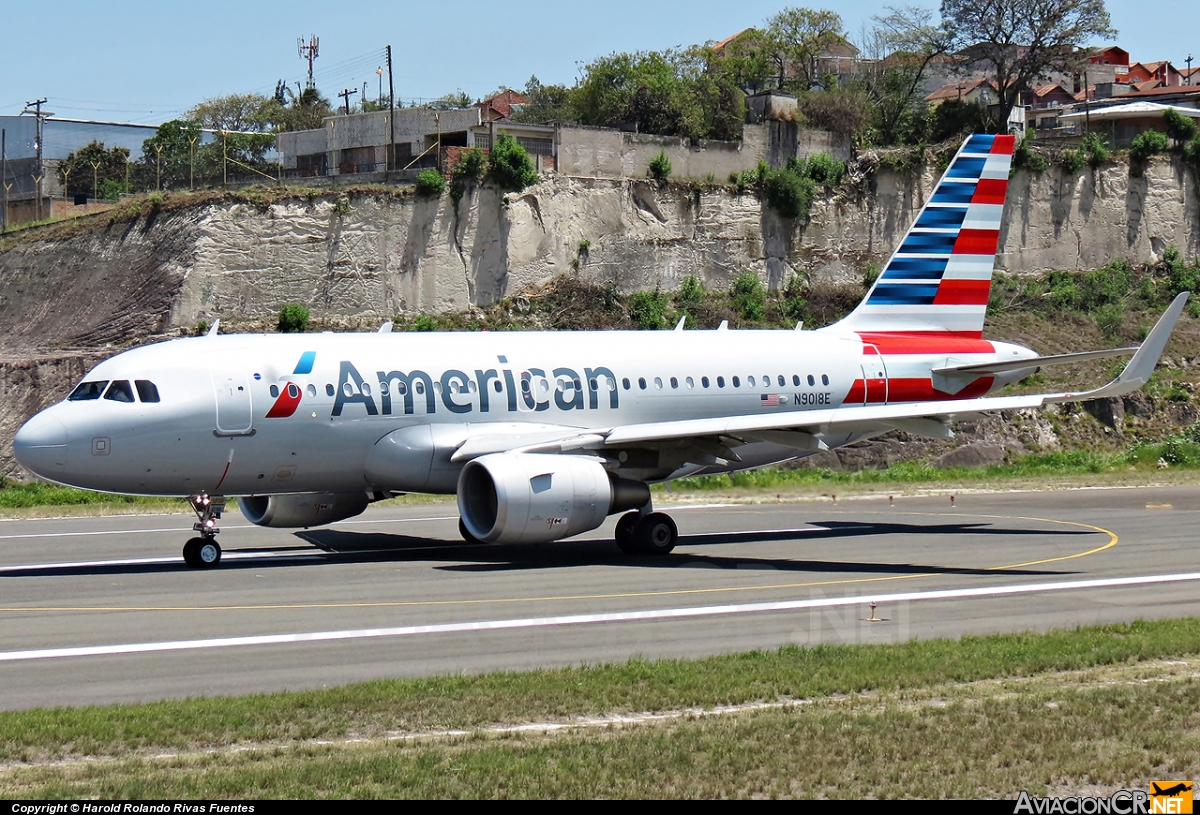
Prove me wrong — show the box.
[458,453,649,544]
[239,491,370,528]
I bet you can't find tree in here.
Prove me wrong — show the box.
[265,86,333,132]
[188,93,278,176]
[511,76,575,124]
[188,93,273,133]
[766,7,849,92]
[141,119,203,190]
[855,6,951,145]
[430,90,473,110]
[57,141,130,198]
[941,0,1116,131]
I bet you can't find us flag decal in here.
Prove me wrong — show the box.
[760,394,779,407]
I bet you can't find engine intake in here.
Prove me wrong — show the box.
[239,491,370,528]
[458,453,649,544]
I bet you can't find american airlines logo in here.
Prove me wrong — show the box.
[265,352,316,419]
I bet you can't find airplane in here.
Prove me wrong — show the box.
[1152,783,1193,798]
[12,133,1191,568]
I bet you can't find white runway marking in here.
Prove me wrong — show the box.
[3,571,1198,663]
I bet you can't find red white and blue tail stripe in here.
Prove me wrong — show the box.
[835,134,1015,338]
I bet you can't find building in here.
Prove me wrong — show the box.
[276,106,555,179]
[1058,100,1200,146]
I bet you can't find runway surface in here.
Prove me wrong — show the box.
[1,486,1198,710]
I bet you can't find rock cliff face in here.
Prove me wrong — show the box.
[0,155,1196,476]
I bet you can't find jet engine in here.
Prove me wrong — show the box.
[239,491,370,528]
[458,453,649,544]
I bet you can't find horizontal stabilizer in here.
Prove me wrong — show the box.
[933,347,1137,376]
[1046,291,1190,403]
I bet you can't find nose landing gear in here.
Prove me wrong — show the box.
[184,494,225,568]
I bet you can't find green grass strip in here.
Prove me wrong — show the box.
[2,618,1198,765]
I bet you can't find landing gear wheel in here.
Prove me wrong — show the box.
[183,536,221,568]
[614,512,641,554]
[633,512,678,556]
[459,518,482,544]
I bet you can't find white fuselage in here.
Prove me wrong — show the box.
[13,327,1035,498]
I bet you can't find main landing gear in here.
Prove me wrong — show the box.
[184,493,225,568]
[614,501,678,556]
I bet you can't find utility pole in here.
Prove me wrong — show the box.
[298,36,319,90]
[22,98,50,221]
[1,128,8,232]
[387,45,396,172]
[338,88,358,116]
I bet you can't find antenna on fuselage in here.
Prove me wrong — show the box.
[378,321,393,333]
[206,319,220,337]
[674,316,686,331]
[794,320,804,330]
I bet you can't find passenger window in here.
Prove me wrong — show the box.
[326,384,335,397]
[270,385,279,398]
[732,376,740,387]
[638,377,647,390]
[103,380,135,403]
[686,377,694,389]
[342,382,354,397]
[793,375,800,386]
[670,377,678,389]
[69,381,108,401]
[822,374,830,386]
[493,380,503,393]
[717,376,725,388]
[654,377,663,390]
[748,376,756,387]
[778,375,785,387]
[622,377,631,390]
[307,384,317,397]
[134,381,160,402]
[702,376,709,388]
[379,382,389,395]
[808,375,816,386]
[589,378,598,391]
[286,384,299,399]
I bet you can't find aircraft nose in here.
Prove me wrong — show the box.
[12,411,68,478]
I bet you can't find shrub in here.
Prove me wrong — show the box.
[1162,108,1198,145]
[1094,303,1125,339]
[628,286,670,329]
[1130,130,1169,163]
[675,275,705,308]
[413,314,438,331]
[415,168,445,196]
[1012,132,1048,174]
[277,303,310,333]
[800,152,845,188]
[453,148,486,180]
[648,152,671,185]
[1081,132,1110,169]
[488,134,538,191]
[730,270,765,321]
[781,273,807,323]
[762,168,816,219]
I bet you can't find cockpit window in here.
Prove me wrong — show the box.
[68,381,109,401]
[135,380,160,403]
[103,380,135,403]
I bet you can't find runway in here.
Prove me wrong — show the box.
[1,486,1198,710]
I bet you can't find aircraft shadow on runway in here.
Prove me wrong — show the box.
[0,520,1096,578]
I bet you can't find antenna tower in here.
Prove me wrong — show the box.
[297,35,320,89]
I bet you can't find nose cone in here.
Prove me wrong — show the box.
[13,411,68,479]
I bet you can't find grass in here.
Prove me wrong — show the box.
[1,619,1199,797]
[662,445,1200,496]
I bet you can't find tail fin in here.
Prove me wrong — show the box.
[834,133,1015,338]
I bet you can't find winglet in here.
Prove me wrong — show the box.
[206,319,220,337]
[1046,291,1190,403]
